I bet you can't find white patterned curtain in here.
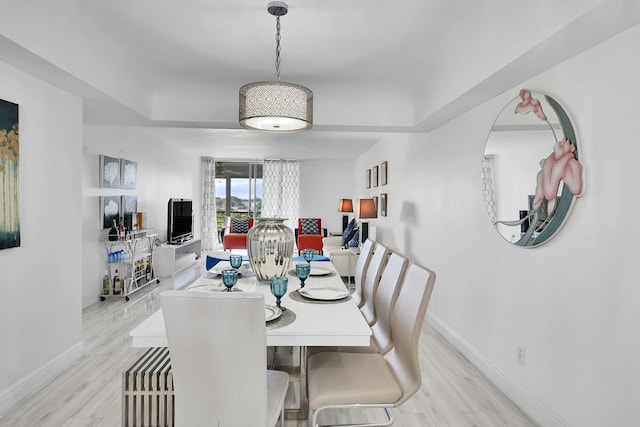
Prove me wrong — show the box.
[201,157,220,251]
[262,159,300,230]
[482,155,497,224]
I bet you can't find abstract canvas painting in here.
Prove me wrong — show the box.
[0,99,19,250]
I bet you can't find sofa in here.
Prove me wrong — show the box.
[322,219,360,278]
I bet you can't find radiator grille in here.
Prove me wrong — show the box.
[122,347,174,427]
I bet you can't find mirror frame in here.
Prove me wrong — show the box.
[484,89,584,247]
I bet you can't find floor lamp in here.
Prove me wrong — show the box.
[338,198,353,232]
[358,198,377,243]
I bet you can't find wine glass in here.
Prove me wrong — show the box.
[270,276,288,310]
[229,254,243,270]
[221,269,238,292]
[302,249,315,265]
[296,263,310,288]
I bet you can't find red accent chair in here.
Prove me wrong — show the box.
[296,218,327,255]
[223,217,254,251]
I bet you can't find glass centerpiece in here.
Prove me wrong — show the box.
[247,218,294,282]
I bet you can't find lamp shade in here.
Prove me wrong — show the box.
[338,198,353,213]
[239,81,313,132]
[358,198,377,219]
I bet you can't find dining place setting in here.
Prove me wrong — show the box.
[186,249,351,329]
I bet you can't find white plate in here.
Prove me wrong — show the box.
[308,266,333,276]
[265,305,282,322]
[298,287,349,301]
[206,263,252,277]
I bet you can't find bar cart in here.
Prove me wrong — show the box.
[102,229,159,301]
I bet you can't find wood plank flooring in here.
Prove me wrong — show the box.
[0,259,539,427]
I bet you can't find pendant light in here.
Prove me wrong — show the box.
[239,2,313,132]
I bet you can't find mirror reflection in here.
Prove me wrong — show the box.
[483,89,584,247]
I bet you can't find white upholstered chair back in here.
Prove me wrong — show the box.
[360,243,390,325]
[161,291,270,426]
[383,264,436,405]
[352,239,375,306]
[370,252,408,354]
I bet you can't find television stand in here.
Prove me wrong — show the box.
[154,238,201,277]
[167,236,193,245]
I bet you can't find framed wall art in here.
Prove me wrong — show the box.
[101,195,121,229]
[372,165,379,187]
[100,155,120,188]
[366,169,371,188]
[120,158,137,189]
[122,195,138,229]
[0,99,20,250]
[380,193,387,217]
[381,161,388,186]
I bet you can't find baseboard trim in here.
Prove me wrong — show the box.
[426,312,565,427]
[0,341,84,414]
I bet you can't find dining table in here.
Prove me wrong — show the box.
[128,259,372,419]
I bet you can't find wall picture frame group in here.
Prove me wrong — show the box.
[100,155,137,189]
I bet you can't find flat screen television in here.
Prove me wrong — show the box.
[167,198,193,244]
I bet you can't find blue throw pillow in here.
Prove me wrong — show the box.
[348,228,360,248]
[342,218,356,246]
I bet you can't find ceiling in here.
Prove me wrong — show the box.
[1,0,638,159]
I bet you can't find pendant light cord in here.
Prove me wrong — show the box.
[275,15,281,81]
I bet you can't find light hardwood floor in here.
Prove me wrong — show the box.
[0,259,539,427]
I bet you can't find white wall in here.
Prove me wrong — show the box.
[82,126,201,308]
[0,62,83,411]
[355,23,640,427]
[299,159,354,234]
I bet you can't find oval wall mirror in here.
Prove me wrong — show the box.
[482,89,584,247]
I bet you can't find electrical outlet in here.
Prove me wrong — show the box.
[517,346,526,365]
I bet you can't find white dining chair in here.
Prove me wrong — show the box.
[368,252,408,353]
[359,243,391,326]
[307,263,436,427]
[352,239,375,307]
[161,290,289,427]
[310,251,408,357]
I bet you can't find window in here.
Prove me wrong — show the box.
[215,162,263,231]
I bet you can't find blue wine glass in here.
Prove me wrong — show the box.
[302,249,315,265]
[229,254,243,270]
[270,276,288,310]
[296,263,310,288]
[221,269,238,292]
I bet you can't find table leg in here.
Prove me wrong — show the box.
[279,346,308,420]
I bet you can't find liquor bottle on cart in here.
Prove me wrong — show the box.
[102,270,110,295]
[113,269,122,295]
